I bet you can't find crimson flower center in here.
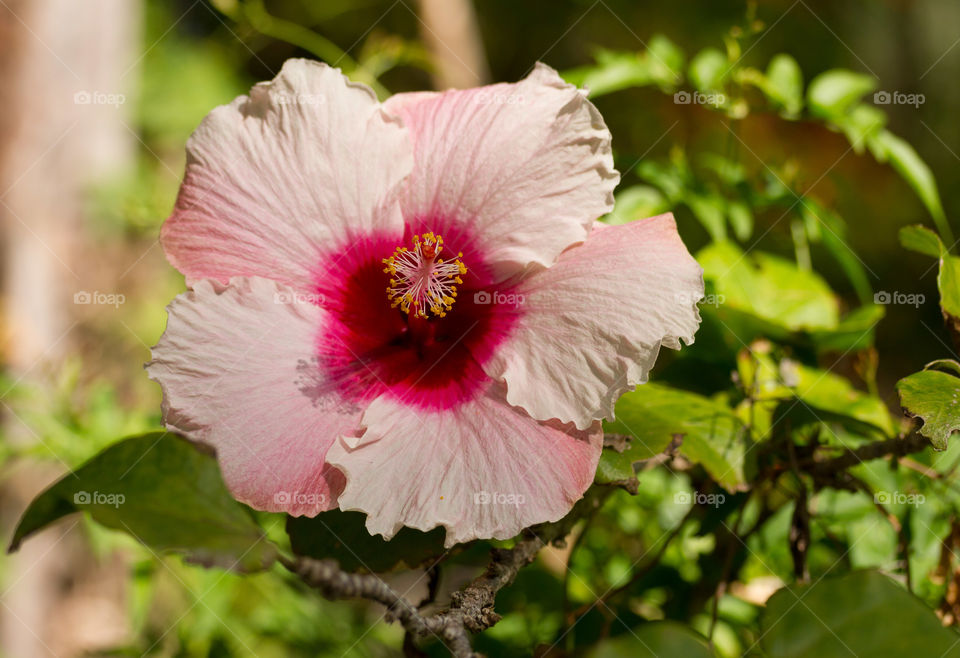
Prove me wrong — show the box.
[382,232,467,318]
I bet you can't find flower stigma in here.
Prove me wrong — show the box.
[382,232,467,318]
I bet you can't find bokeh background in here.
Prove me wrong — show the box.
[0,0,958,655]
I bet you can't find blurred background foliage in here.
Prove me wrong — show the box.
[3,0,960,656]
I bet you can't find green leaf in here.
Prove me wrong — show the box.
[800,200,873,304]
[606,383,752,491]
[637,159,686,200]
[761,570,960,658]
[698,241,839,331]
[286,510,447,572]
[927,359,960,377]
[604,185,670,225]
[595,448,637,485]
[589,621,715,658]
[787,362,895,436]
[897,369,960,450]
[566,51,654,97]
[647,34,685,87]
[727,200,753,241]
[564,36,683,98]
[871,130,953,244]
[899,224,945,257]
[837,103,886,153]
[896,225,960,329]
[808,303,885,352]
[10,433,276,572]
[689,48,728,93]
[939,254,960,325]
[765,54,804,115]
[806,69,876,119]
[687,194,728,242]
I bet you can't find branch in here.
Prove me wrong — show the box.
[809,432,932,476]
[281,485,612,657]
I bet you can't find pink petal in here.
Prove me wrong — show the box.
[485,214,704,430]
[162,59,411,289]
[384,63,619,283]
[147,277,363,516]
[325,383,602,546]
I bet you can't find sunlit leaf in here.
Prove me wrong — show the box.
[897,368,960,450]
[899,224,945,258]
[689,48,727,93]
[698,241,839,331]
[871,130,953,244]
[806,69,876,118]
[10,433,276,572]
[595,449,637,485]
[604,185,670,225]
[786,361,895,436]
[607,383,753,491]
[765,54,804,116]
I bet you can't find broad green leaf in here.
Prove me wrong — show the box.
[897,369,960,450]
[607,383,752,491]
[786,362,895,436]
[761,570,960,658]
[689,48,727,93]
[589,621,714,657]
[806,69,876,119]
[286,510,447,572]
[808,303,884,352]
[10,433,276,572]
[899,224,945,257]
[604,185,669,225]
[698,241,839,331]
[595,448,636,485]
[765,54,804,116]
[871,130,953,244]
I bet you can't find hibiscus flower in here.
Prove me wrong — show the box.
[148,59,703,546]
